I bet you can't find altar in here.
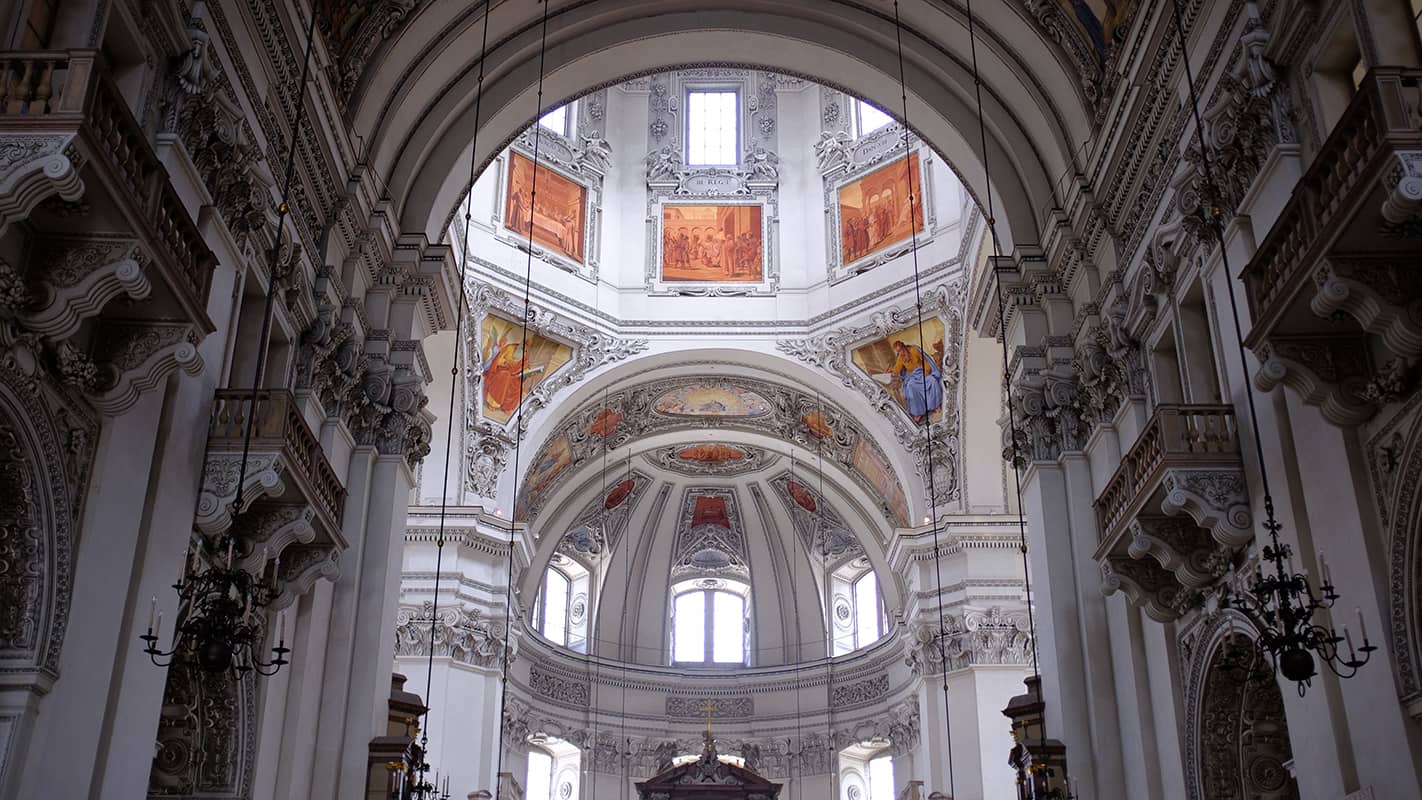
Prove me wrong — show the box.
[634,733,782,800]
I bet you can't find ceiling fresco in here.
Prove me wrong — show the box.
[514,374,911,528]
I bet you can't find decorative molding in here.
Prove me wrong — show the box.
[1255,335,1377,426]
[0,134,84,237]
[395,601,513,670]
[665,696,753,719]
[528,664,590,705]
[88,321,204,416]
[1160,468,1254,548]
[905,607,1035,676]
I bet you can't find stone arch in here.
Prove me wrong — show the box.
[1385,410,1422,708]
[1182,613,1298,800]
[0,360,95,780]
[354,1,1087,251]
[147,666,259,798]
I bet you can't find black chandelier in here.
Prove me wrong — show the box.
[141,540,289,675]
[141,4,321,678]
[1164,0,1374,695]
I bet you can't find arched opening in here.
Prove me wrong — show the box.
[1192,629,1298,800]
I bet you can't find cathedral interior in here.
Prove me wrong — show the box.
[1,1,1421,799]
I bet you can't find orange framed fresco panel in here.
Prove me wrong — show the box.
[837,152,925,265]
[503,151,588,264]
[660,204,763,283]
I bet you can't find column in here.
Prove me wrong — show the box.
[12,388,166,798]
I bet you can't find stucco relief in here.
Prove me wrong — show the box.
[395,601,513,670]
[1179,612,1297,800]
[905,607,1035,676]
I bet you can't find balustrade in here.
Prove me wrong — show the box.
[1242,69,1422,349]
[0,49,216,330]
[208,389,346,544]
[1094,405,1240,545]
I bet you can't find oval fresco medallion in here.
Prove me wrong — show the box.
[604,478,635,510]
[676,443,746,463]
[653,383,772,417]
[786,480,817,512]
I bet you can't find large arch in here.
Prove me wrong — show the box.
[351,1,1090,249]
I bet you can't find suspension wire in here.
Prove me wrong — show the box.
[814,393,834,799]
[588,159,615,800]
[418,2,492,791]
[1164,0,1278,524]
[495,0,553,793]
[789,444,803,800]
[231,3,319,523]
[954,0,1048,772]
[888,2,956,794]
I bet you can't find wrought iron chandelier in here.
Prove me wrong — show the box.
[1164,0,1374,695]
[142,4,322,679]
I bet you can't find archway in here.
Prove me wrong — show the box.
[348,1,1089,250]
[1185,619,1298,800]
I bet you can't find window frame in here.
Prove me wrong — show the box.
[537,102,573,138]
[851,569,885,650]
[670,580,749,666]
[866,752,895,800]
[525,748,555,800]
[536,566,573,646]
[854,99,894,138]
[683,85,742,167]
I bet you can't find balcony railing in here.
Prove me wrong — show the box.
[1242,68,1422,347]
[209,389,346,543]
[0,50,216,330]
[1094,405,1240,545]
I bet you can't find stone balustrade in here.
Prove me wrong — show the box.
[1092,405,1250,621]
[0,49,216,332]
[206,388,346,545]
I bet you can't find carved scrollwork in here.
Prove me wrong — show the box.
[395,601,513,669]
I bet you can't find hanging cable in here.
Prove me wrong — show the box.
[413,3,493,796]
[814,392,835,800]
[953,0,1050,780]
[495,0,554,794]
[887,2,959,794]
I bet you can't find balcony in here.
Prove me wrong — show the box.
[0,50,216,332]
[1092,405,1250,621]
[1240,69,1422,425]
[199,390,347,590]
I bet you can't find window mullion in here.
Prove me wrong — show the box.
[704,589,715,664]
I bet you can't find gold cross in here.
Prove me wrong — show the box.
[699,700,719,736]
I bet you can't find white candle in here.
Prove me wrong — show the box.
[1318,549,1331,585]
[226,538,234,569]
[279,612,287,643]
[1356,607,1368,642]
[155,609,163,637]
[273,550,281,580]
[1343,624,1355,657]
[148,595,157,631]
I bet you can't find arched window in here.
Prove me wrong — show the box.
[853,570,885,649]
[536,567,571,646]
[855,100,894,137]
[671,579,748,665]
[866,753,894,800]
[833,564,886,655]
[526,748,554,800]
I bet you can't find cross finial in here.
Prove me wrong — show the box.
[699,700,718,736]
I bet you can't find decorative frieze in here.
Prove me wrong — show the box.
[395,602,512,670]
[905,607,1035,676]
[665,696,753,719]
